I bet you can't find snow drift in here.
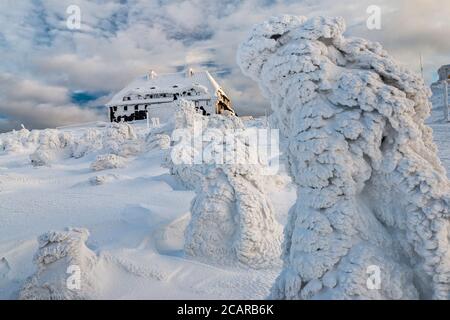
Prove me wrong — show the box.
[238,15,450,299]
[20,228,97,300]
[167,100,282,268]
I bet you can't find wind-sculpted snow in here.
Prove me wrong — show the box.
[238,15,450,299]
[20,228,97,300]
[167,100,282,268]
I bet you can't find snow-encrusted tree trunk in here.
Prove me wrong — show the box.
[168,100,282,268]
[238,15,450,299]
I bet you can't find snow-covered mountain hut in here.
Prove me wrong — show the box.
[106,69,234,123]
[438,65,450,81]
[429,64,450,123]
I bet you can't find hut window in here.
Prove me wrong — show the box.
[135,105,139,111]
[124,106,128,111]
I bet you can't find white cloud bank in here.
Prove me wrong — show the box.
[0,0,448,131]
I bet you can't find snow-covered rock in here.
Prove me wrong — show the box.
[90,154,127,171]
[168,100,282,268]
[19,228,97,300]
[238,15,450,299]
[89,174,120,186]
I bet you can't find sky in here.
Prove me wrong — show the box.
[0,0,449,132]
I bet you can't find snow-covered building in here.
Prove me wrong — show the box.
[429,64,450,123]
[106,69,234,123]
[438,64,450,81]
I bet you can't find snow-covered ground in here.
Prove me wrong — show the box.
[0,120,296,300]
[1,117,449,299]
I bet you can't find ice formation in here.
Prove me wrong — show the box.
[238,15,450,299]
[167,100,282,268]
[20,228,97,300]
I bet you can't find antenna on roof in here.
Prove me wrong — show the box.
[419,53,424,79]
[264,107,268,128]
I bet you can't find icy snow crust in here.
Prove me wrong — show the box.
[238,15,450,299]
[167,100,282,268]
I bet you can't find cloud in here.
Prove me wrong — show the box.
[0,73,103,131]
[0,0,448,131]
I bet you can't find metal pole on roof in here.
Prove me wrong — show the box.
[419,53,424,80]
[265,107,268,128]
[444,80,449,122]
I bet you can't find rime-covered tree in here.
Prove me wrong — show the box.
[167,100,283,268]
[238,15,450,299]
[20,228,97,300]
